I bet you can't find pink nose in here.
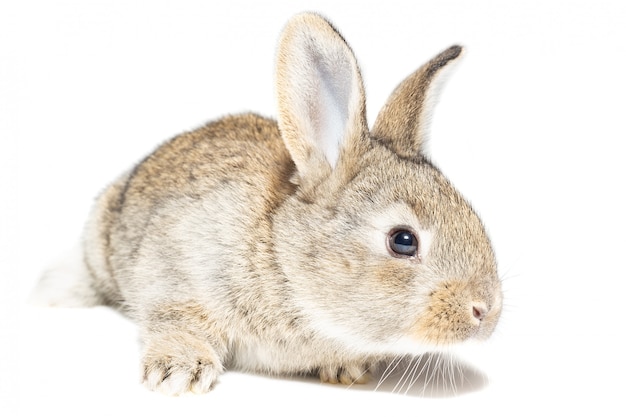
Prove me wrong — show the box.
[472,305,487,321]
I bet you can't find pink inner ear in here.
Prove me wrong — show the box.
[310,56,352,168]
[276,13,366,178]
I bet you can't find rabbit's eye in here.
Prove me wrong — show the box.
[388,229,419,258]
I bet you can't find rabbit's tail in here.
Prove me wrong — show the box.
[30,243,102,307]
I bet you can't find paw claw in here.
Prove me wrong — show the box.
[319,364,370,385]
[143,359,220,395]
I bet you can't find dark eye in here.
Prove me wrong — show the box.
[388,229,419,258]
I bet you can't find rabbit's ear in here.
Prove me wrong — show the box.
[372,46,463,159]
[276,13,367,184]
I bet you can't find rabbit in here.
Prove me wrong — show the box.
[33,12,502,395]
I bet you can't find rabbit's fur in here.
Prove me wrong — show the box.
[34,13,502,395]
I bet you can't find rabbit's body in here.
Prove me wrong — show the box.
[83,114,359,378]
[35,13,502,394]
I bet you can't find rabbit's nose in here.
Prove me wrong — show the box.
[472,303,488,321]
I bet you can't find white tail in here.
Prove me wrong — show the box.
[30,244,101,307]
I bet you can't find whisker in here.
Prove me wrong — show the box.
[401,354,428,395]
[392,356,415,394]
[419,354,435,396]
[435,354,443,395]
[375,354,403,391]
[423,353,443,396]
[448,355,459,395]
[437,355,444,394]
[403,354,424,395]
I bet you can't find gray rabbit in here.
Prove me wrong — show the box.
[33,12,502,395]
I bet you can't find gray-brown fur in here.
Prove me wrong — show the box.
[35,12,502,394]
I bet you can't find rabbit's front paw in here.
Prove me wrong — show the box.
[142,332,223,395]
[143,356,220,395]
[319,363,370,385]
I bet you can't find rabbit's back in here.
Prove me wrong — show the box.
[82,114,296,310]
[123,114,294,201]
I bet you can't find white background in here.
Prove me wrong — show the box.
[2,0,625,415]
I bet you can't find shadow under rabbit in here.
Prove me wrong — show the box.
[258,353,488,398]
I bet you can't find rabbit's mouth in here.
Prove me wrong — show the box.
[411,278,502,345]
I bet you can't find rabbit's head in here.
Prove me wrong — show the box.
[273,13,501,354]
